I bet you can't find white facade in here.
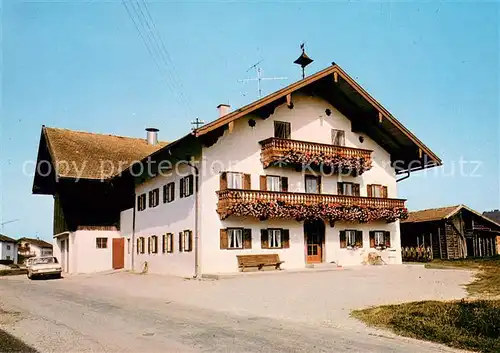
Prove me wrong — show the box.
[124,94,404,276]
[18,241,53,258]
[53,229,121,274]
[0,241,18,263]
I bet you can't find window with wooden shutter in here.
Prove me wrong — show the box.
[226,172,243,189]
[137,194,146,211]
[353,184,360,197]
[332,129,345,146]
[243,229,252,249]
[151,235,158,253]
[220,229,228,249]
[261,229,269,249]
[384,231,391,247]
[339,231,347,248]
[267,229,282,248]
[260,175,267,191]
[183,230,193,252]
[179,178,185,198]
[274,121,291,139]
[220,172,227,190]
[243,174,251,190]
[282,229,290,248]
[305,175,321,194]
[355,231,363,247]
[367,185,373,198]
[147,237,151,254]
[188,175,194,195]
[162,234,166,253]
[179,175,194,197]
[163,183,175,203]
[382,186,388,198]
[149,189,160,208]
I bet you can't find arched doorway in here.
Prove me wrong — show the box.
[304,219,325,263]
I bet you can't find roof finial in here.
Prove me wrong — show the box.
[293,43,314,79]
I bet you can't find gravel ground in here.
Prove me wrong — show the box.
[0,265,473,352]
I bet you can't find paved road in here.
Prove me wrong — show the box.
[0,274,466,353]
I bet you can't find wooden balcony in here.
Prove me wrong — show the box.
[217,189,407,223]
[259,137,373,175]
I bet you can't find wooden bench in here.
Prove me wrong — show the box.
[237,254,284,272]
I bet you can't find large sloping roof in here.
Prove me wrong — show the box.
[191,63,442,174]
[402,204,500,229]
[37,127,168,181]
[18,237,53,248]
[0,234,17,243]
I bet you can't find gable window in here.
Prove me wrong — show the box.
[340,230,363,248]
[220,172,251,190]
[370,231,391,248]
[337,182,360,196]
[260,175,288,192]
[305,175,321,194]
[163,182,175,203]
[137,194,147,211]
[163,233,173,253]
[179,230,193,252]
[180,175,194,198]
[274,121,291,139]
[332,129,345,146]
[137,237,145,254]
[149,189,160,208]
[220,228,252,250]
[367,184,388,198]
[96,237,108,249]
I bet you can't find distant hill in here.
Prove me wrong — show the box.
[483,210,500,223]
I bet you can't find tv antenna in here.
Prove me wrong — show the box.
[191,117,205,131]
[238,60,287,99]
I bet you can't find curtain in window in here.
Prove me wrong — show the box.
[229,229,242,248]
[267,176,281,192]
[227,173,243,189]
[305,177,318,193]
[346,230,356,246]
[268,229,281,248]
[332,129,345,146]
[375,231,384,246]
[343,183,353,196]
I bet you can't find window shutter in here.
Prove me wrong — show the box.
[382,186,388,198]
[261,229,269,249]
[337,183,343,195]
[369,231,375,248]
[384,231,391,247]
[179,178,184,198]
[243,229,252,249]
[355,231,363,247]
[148,192,153,208]
[260,176,267,191]
[179,232,183,252]
[220,172,227,190]
[137,238,140,254]
[220,229,228,249]
[148,237,151,254]
[170,233,174,253]
[162,234,166,253]
[339,231,346,248]
[163,185,167,203]
[317,176,322,194]
[187,231,193,252]
[353,184,360,197]
[243,174,251,190]
[284,122,291,139]
[170,183,175,202]
[281,177,288,192]
[282,229,290,248]
[367,185,373,198]
[188,175,194,195]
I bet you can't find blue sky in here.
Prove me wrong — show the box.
[1,1,498,241]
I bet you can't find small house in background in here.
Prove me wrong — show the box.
[17,237,53,259]
[0,234,18,263]
[400,205,500,260]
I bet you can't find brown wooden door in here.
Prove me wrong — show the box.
[305,220,325,263]
[112,238,125,269]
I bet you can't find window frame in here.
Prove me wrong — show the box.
[227,228,244,249]
[163,233,173,253]
[163,182,175,203]
[96,237,108,249]
[149,188,160,208]
[267,228,283,249]
[137,193,147,211]
[346,230,357,248]
[266,175,282,192]
[305,175,321,194]
[274,121,291,139]
[150,235,159,254]
[183,230,192,252]
[331,129,345,146]
[337,182,360,197]
[227,172,244,189]
[180,175,194,198]
[374,231,385,247]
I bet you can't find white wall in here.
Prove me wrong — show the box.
[120,208,134,270]
[0,241,18,263]
[199,94,401,273]
[133,163,196,277]
[73,230,121,273]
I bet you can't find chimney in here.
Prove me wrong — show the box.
[217,104,231,118]
[145,128,159,146]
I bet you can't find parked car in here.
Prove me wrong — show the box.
[27,256,62,280]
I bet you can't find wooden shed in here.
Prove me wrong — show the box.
[400,205,500,260]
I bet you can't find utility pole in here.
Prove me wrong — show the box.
[238,60,287,99]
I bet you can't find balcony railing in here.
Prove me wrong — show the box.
[217,189,407,224]
[259,137,373,175]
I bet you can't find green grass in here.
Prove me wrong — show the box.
[353,258,500,352]
[425,257,500,298]
[352,299,500,353]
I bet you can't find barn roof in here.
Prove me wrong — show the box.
[402,204,500,229]
[32,127,168,194]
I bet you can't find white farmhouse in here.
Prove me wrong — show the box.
[0,234,18,263]
[33,63,441,276]
[18,237,53,258]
